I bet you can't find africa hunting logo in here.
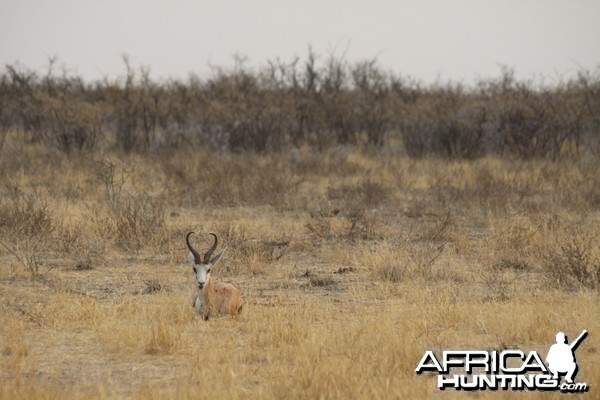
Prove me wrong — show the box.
[416,330,589,393]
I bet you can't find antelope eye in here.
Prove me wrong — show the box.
[193,267,197,273]
[206,268,211,274]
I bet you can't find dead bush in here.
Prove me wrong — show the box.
[542,239,600,290]
[406,242,446,280]
[346,208,381,241]
[479,269,519,302]
[0,186,56,275]
[211,222,291,275]
[0,186,55,240]
[305,215,336,242]
[93,158,133,203]
[365,241,447,284]
[92,194,166,252]
[0,236,48,276]
[415,212,453,243]
[58,222,89,256]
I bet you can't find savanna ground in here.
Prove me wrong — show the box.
[0,134,598,399]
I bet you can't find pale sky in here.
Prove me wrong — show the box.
[1,0,599,85]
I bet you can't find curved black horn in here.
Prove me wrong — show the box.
[186,232,202,265]
[203,233,218,263]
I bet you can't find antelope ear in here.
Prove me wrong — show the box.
[210,249,226,266]
[188,252,197,265]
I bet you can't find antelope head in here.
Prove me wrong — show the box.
[186,232,225,290]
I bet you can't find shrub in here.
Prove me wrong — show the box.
[0,57,597,158]
[92,194,166,252]
[542,239,600,290]
[0,187,56,275]
[0,187,55,240]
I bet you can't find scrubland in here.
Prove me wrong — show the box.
[1,57,599,398]
[0,140,598,399]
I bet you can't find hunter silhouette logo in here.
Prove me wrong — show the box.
[546,330,587,384]
[416,329,589,393]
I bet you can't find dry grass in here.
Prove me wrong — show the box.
[1,140,599,399]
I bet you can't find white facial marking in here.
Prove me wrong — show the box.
[189,252,212,289]
[192,264,210,289]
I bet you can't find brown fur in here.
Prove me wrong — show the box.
[195,279,244,320]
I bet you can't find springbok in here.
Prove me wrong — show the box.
[186,232,243,320]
